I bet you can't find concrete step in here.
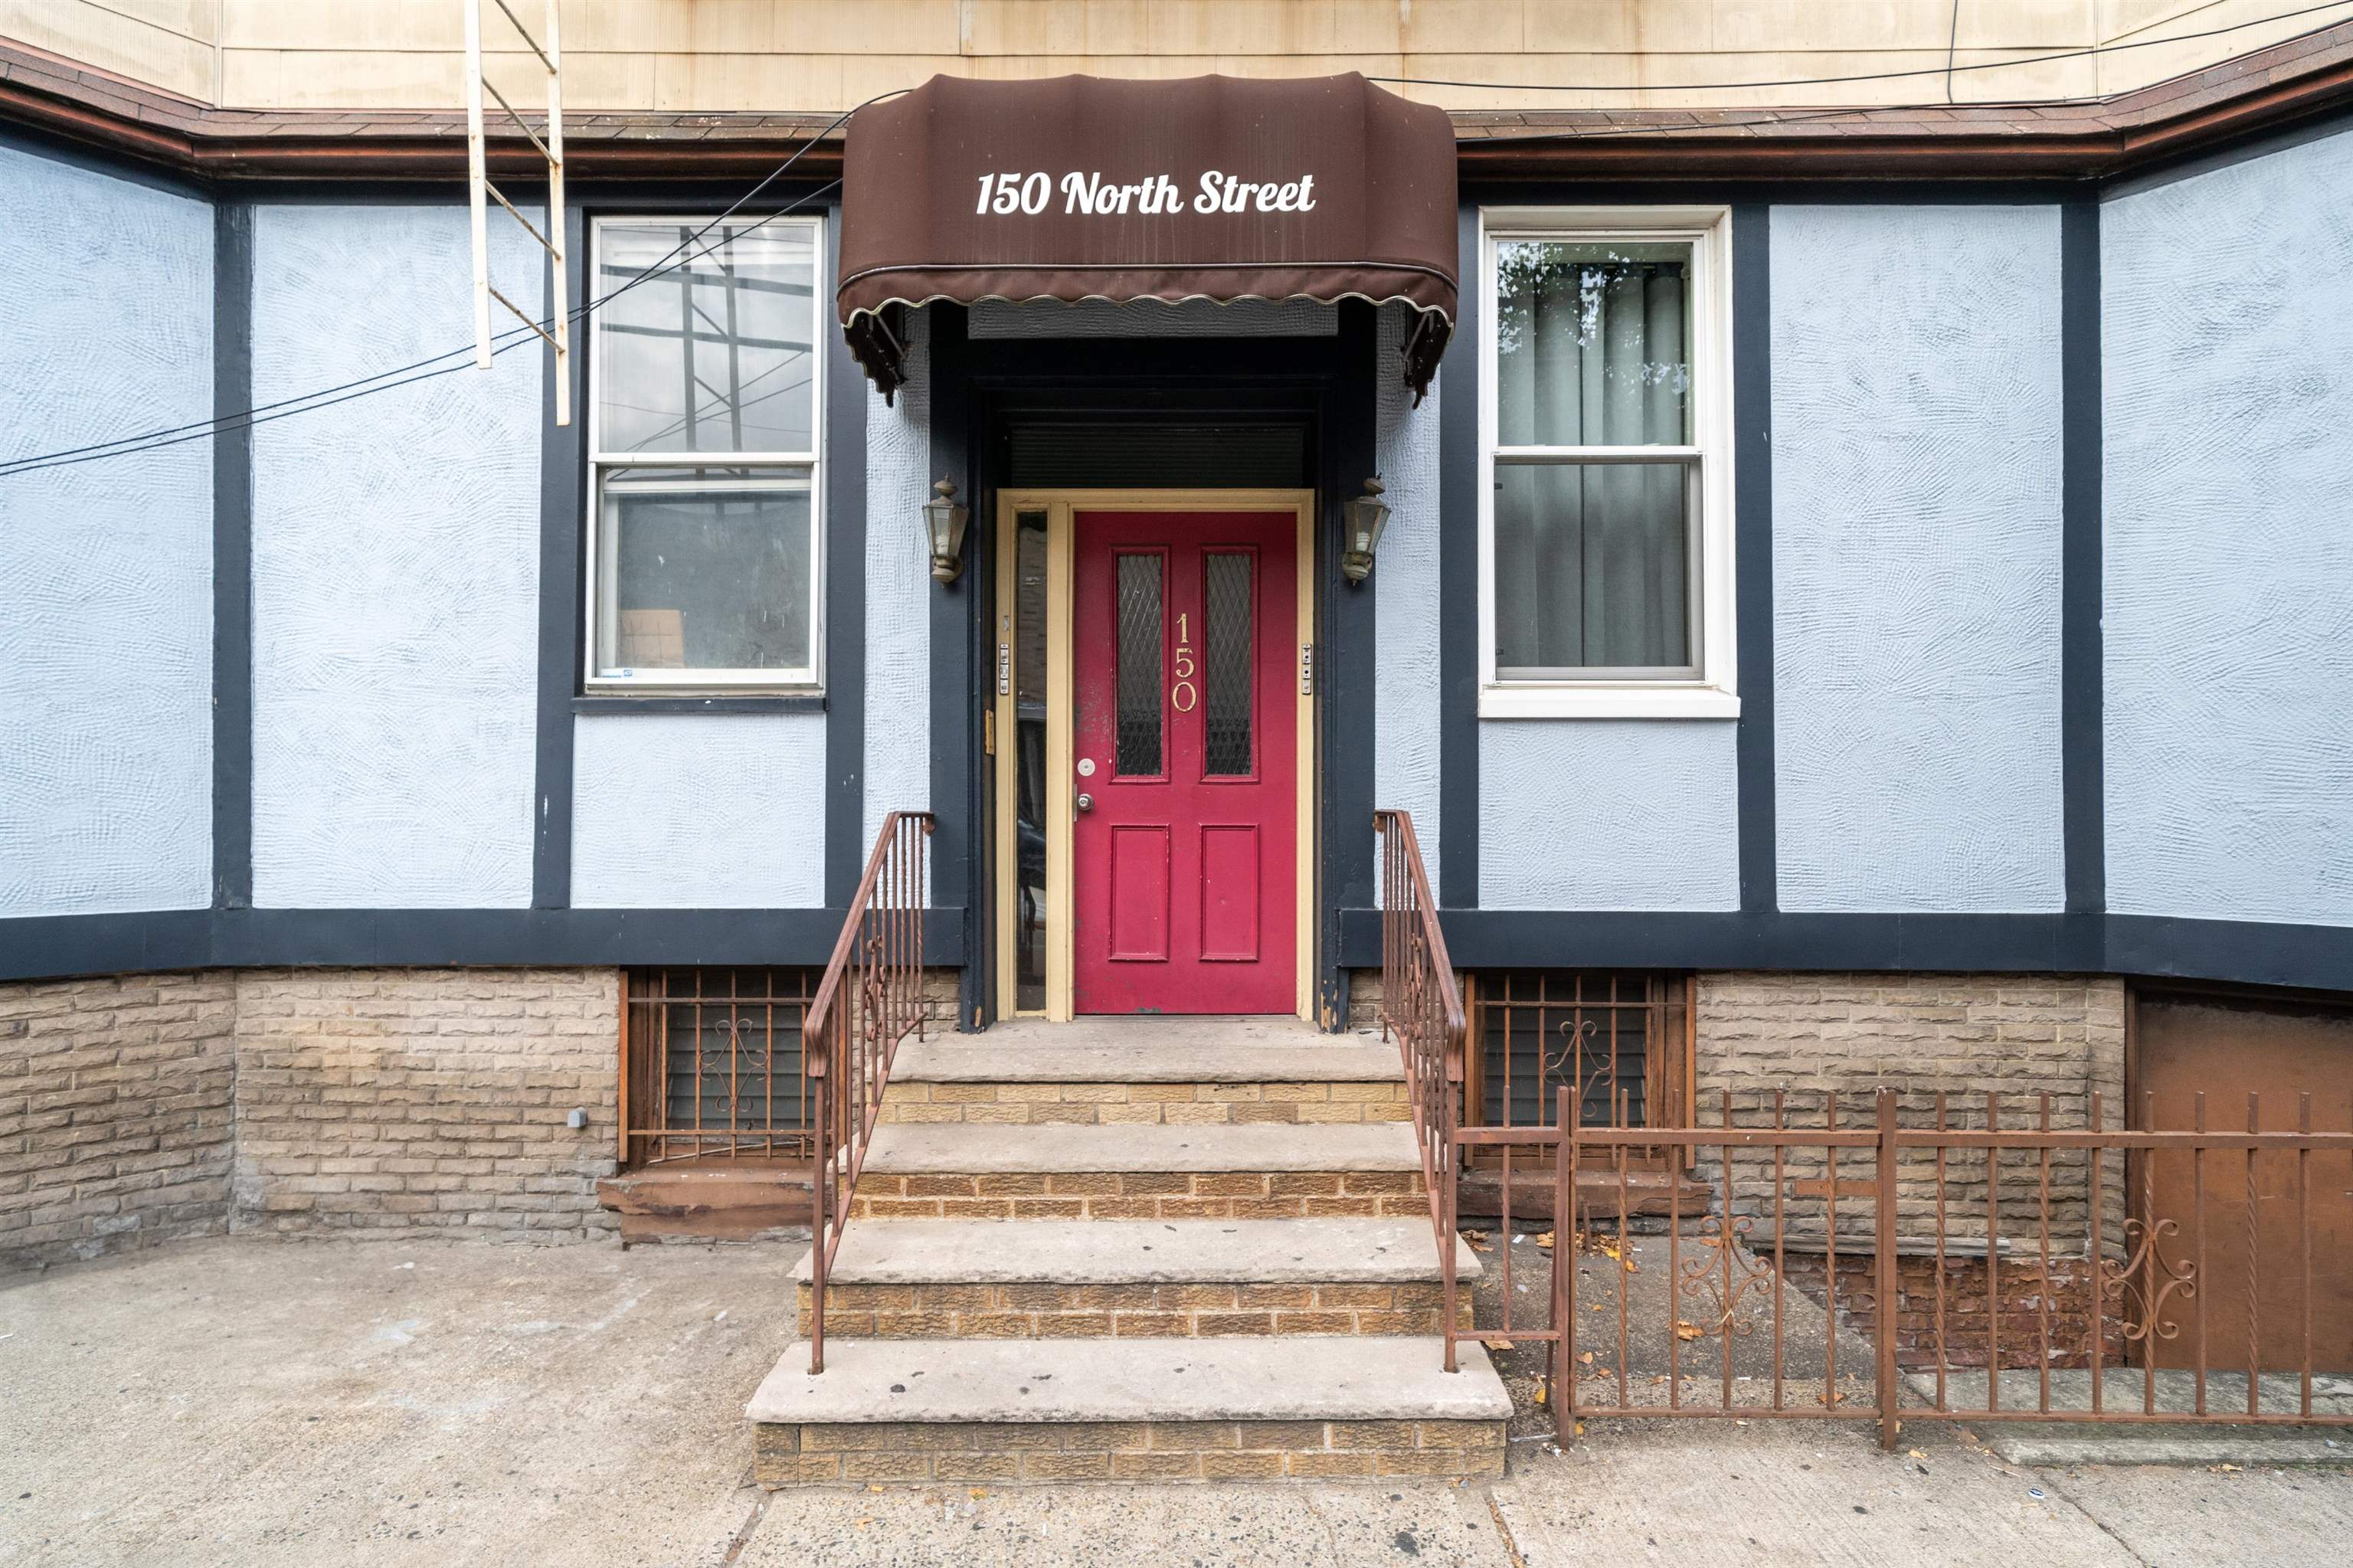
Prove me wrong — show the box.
[797,1218,1480,1285]
[883,1020,1407,1128]
[893,1020,1402,1083]
[790,1218,1481,1339]
[866,1121,1422,1174]
[748,1335,1511,1485]
[851,1123,1428,1221]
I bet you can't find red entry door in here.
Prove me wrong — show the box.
[1073,510,1298,1015]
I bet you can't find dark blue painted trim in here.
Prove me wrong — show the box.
[1337,908,2079,971]
[532,204,585,911]
[1731,202,1777,915]
[1438,200,1481,911]
[11,902,2346,997]
[2060,198,2106,920]
[823,198,869,911]
[1335,908,2351,994]
[2103,916,2353,993]
[928,305,980,1030]
[0,907,967,983]
[1320,303,1383,1026]
[211,200,253,912]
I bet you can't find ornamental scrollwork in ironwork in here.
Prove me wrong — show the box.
[2099,1215,2198,1344]
[1677,1213,1779,1340]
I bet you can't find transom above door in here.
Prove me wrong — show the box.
[993,491,1315,1023]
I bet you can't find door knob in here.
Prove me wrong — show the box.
[1075,793,1094,813]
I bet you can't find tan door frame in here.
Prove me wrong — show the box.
[992,488,1317,1023]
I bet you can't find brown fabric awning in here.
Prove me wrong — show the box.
[838,73,1458,402]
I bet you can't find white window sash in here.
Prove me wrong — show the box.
[1476,205,1738,721]
[584,213,827,694]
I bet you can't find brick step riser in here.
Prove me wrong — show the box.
[879,1081,1409,1127]
[753,1417,1507,1485]
[795,1280,1471,1340]
[848,1170,1428,1221]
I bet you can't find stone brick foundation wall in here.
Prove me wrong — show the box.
[1,974,237,1270]
[1778,1246,2127,1371]
[916,966,967,1027]
[1695,973,2126,1247]
[232,969,621,1242]
[3,966,632,1267]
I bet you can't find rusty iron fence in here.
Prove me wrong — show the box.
[803,810,933,1375]
[1451,1086,2353,1446]
[618,967,818,1167]
[1374,806,2351,1442]
[1556,1090,1896,1435]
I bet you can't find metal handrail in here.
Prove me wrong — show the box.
[804,810,934,1374]
[1373,809,1468,1373]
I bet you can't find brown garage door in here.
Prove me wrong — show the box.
[2135,987,2353,1374]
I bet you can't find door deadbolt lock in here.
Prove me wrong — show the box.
[1075,793,1095,813]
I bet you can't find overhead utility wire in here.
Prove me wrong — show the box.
[0,176,841,481]
[1370,0,2353,93]
[8,0,2349,477]
[0,89,901,481]
[3,90,885,473]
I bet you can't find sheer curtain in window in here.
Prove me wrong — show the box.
[1494,242,1693,674]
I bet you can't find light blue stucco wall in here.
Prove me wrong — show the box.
[0,146,214,918]
[2103,129,2353,926]
[571,715,827,907]
[866,310,931,851]
[1374,303,1443,895]
[248,205,542,908]
[1479,723,1740,910]
[1770,204,2066,913]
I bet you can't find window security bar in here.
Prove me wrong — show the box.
[464,0,569,425]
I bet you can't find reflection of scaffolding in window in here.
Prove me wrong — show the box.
[463,0,568,424]
[597,234,816,456]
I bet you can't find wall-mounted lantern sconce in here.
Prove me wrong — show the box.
[1340,476,1390,584]
[925,477,970,583]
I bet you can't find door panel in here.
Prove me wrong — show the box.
[1199,825,1261,961]
[2137,990,2353,1373]
[1108,826,1172,961]
[1073,510,1296,1014]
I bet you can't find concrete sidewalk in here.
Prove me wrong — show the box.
[3,1236,2348,1567]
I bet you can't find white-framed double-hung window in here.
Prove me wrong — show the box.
[1478,206,1736,719]
[586,215,823,691]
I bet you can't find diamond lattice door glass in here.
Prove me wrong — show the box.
[1203,552,1254,777]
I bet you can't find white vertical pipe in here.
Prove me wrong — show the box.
[545,0,568,426]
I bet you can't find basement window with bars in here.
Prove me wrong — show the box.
[1464,971,1692,1160]
[620,967,819,1168]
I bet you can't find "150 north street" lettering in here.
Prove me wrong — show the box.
[975,170,1319,218]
